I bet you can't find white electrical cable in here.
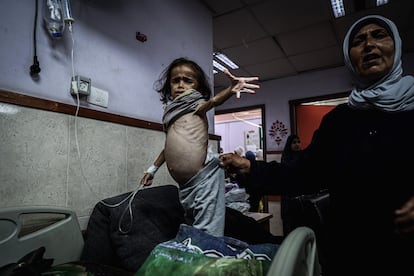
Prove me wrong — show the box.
[100,185,143,234]
[65,16,76,208]
[98,128,146,233]
[67,20,104,206]
[99,129,144,233]
[65,116,70,207]
[69,21,75,79]
[65,13,140,232]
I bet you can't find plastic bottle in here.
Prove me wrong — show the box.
[43,0,65,39]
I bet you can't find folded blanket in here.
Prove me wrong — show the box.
[81,185,282,273]
[80,185,185,272]
[136,224,280,276]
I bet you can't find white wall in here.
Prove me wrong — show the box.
[0,0,216,225]
[216,54,414,151]
[0,101,221,229]
[0,0,215,130]
[2,1,414,152]
[215,118,261,154]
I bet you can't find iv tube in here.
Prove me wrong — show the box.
[61,0,74,23]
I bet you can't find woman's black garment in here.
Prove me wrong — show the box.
[247,104,414,276]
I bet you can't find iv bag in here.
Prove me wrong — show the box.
[43,0,65,38]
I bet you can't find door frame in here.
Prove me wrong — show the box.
[289,92,350,138]
[215,104,266,160]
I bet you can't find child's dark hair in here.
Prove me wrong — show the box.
[154,57,212,104]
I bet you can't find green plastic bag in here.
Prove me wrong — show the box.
[136,244,269,276]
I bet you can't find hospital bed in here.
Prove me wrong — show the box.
[0,206,84,268]
[0,203,321,276]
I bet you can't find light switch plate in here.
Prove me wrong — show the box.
[87,86,109,108]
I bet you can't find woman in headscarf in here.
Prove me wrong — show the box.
[280,134,302,166]
[220,15,414,276]
[280,134,304,235]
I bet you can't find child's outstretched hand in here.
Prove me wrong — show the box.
[224,70,260,98]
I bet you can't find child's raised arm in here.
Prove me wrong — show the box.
[197,70,260,114]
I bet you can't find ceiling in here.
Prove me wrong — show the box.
[200,0,414,92]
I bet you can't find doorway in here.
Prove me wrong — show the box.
[289,92,349,148]
[215,104,266,160]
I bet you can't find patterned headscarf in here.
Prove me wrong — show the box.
[343,15,414,112]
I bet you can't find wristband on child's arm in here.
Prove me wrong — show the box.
[145,165,159,176]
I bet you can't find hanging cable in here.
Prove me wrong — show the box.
[66,17,101,207]
[30,0,41,77]
[60,0,139,232]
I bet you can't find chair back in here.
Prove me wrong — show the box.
[266,226,321,276]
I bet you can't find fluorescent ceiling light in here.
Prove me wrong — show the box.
[212,52,239,74]
[213,60,227,72]
[376,0,388,6]
[232,114,262,129]
[330,0,345,18]
[214,52,239,69]
[302,97,348,106]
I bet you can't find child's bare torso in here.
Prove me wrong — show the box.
[164,112,209,185]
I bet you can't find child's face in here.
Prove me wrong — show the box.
[170,65,199,99]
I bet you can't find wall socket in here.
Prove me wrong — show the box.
[87,86,109,108]
[70,75,91,96]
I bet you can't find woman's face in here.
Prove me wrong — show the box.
[170,65,199,99]
[349,23,394,82]
[290,138,301,152]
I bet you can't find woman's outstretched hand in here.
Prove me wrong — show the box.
[224,70,260,98]
[219,153,251,174]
